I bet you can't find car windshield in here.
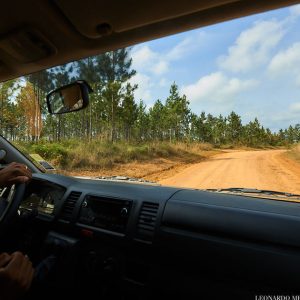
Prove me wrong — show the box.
[1,4,300,199]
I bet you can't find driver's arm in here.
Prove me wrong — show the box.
[0,252,34,300]
[0,163,34,299]
[0,163,32,187]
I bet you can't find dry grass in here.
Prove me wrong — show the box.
[63,141,214,170]
[287,144,300,163]
[15,140,216,172]
[62,147,218,181]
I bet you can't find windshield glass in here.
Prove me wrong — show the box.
[1,4,300,198]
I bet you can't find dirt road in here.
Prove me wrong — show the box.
[160,150,300,194]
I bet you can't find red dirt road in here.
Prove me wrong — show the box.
[160,150,300,194]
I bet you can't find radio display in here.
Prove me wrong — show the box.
[79,195,132,233]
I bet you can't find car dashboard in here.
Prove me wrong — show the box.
[15,173,300,299]
[20,181,65,215]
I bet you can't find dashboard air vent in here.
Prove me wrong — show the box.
[137,202,159,240]
[60,191,82,221]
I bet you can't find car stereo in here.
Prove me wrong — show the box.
[78,195,132,233]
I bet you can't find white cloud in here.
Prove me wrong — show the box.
[181,72,258,104]
[289,102,300,113]
[129,33,207,102]
[167,38,192,60]
[219,20,284,73]
[269,101,300,127]
[289,4,300,17]
[131,45,168,76]
[159,78,170,87]
[167,32,205,61]
[269,42,300,72]
[129,9,299,130]
[151,60,169,75]
[129,73,153,103]
[131,31,205,76]
[268,42,300,87]
[131,46,157,70]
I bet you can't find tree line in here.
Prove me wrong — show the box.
[0,47,299,147]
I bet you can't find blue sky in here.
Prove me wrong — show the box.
[129,4,300,132]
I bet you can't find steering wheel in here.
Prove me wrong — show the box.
[0,183,26,233]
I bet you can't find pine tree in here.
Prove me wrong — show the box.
[16,82,42,141]
[165,83,190,141]
[134,100,149,141]
[121,83,138,141]
[96,49,136,142]
[149,100,166,141]
[0,80,19,139]
[227,111,242,144]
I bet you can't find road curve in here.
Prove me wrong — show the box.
[160,150,300,194]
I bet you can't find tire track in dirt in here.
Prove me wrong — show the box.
[160,150,300,194]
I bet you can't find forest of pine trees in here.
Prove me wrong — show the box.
[0,47,299,148]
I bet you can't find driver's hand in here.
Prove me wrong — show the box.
[0,251,34,300]
[0,163,32,187]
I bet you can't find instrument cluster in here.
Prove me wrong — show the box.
[19,180,66,215]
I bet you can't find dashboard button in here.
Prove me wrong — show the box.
[120,207,128,217]
[80,229,94,238]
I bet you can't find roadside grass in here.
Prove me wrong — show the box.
[287,144,300,163]
[14,140,290,181]
[14,140,214,171]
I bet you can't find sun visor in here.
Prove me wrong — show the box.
[53,0,236,39]
[0,28,56,63]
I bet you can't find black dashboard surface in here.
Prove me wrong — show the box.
[23,173,300,294]
[30,173,300,245]
[162,189,300,247]
[28,173,300,246]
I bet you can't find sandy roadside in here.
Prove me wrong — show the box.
[160,149,300,194]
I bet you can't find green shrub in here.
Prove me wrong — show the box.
[30,143,67,160]
[13,140,212,170]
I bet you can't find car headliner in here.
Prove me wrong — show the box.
[0,0,299,82]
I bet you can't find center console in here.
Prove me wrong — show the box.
[78,195,132,233]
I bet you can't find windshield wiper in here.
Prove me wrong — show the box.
[95,175,157,184]
[206,188,300,199]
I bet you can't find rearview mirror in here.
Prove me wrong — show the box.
[46,80,92,114]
